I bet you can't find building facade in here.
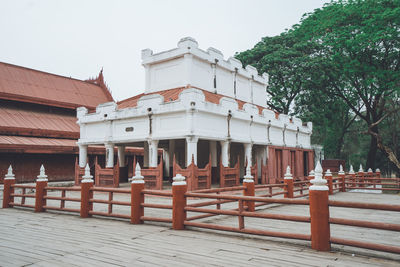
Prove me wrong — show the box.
[77,37,315,189]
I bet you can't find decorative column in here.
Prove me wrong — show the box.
[338,165,346,192]
[78,144,88,168]
[309,161,330,251]
[144,141,149,167]
[172,174,187,230]
[105,143,114,168]
[35,165,48,212]
[185,137,198,166]
[284,166,294,198]
[131,163,145,224]
[243,143,252,167]
[209,141,218,167]
[148,140,159,167]
[220,140,230,167]
[325,169,333,195]
[243,166,255,212]
[2,165,16,208]
[117,146,126,167]
[80,164,94,218]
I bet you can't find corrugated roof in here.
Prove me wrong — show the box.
[0,62,113,110]
[117,87,266,114]
[0,106,79,138]
[0,135,77,147]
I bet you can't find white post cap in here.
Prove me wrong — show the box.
[37,164,48,182]
[310,161,328,191]
[376,168,381,173]
[349,165,355,175]
[284,165,293,180]
[131,163,144,184]
[309,169,315,177]
[338,165,345,175]
[325,169,332,177]
[359,164,364,173]
[243,165,254,183]
[367,168,373,173]
[172,173,186,186]
[81,163,93,183]
[4,165,15,180]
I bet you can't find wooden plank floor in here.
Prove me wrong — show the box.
[1,189,400,266]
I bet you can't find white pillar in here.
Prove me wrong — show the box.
[244,143,252,167]
[105,143,114,168]
[164,149,170,177]
[220,140,230,167]
[169,140,175,166]
[209,141,217,167]
[186,137,198,166]
[148,140,159,167]
[78,144,88,168]
[144,141,149,167]
[117,146,126,167]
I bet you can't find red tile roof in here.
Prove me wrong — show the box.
[0,62,113,110]
[117,86,266,114]
[0,105,79,139]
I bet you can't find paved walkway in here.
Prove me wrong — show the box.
[1,188,399,266]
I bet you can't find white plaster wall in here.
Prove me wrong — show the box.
[216,67,234,98]
[236,76,251,103]
[148,58,185,93]
[253,83,267,107]
[191,58,212,90]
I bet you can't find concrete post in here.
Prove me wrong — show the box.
[117,146,126,167]
[131,163,145,224]
[338,165,346,192]
[185,137,198,166]
[284,166,294,198]
[243,165,255,212]
[220,140,230,167]
[148,140,159,167]
[78,144,88,168]
[80,164,94,218]
[35,165,48,212]
[325,169,333,195]
[172,174,187,230]
[2,165,15,208]
[105,143,114,168]
[309,161,330,251]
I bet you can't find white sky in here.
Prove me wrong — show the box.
[0,0,327,101]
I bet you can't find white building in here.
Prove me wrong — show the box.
[76,37,315,189]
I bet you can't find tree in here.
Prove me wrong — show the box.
[235,32,311,115]
[293,0,400,170]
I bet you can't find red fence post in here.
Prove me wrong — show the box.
[338,165,346,192]
[2,165,16,208]
[325,169,333,195]
[172,174,187,230]
[349,165,356,188]
[243,166,255,212]
[309,162,331,252]
[80,164,94,218]
[284,166,294,198]
[131,163,145,224]
[375,168,381,178]
[35,165,48,212]
[358,165,364,187]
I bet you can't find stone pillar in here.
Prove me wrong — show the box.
[148,140,159,168]
[105,143,114,168]
[78,144,88,168]
[309,161,330,251]
[144,141,149,167]
[186,137,198,166]
[243,143,252,167]
[220,140,230,167]
[209,140,218,167]
[117,146,126,167]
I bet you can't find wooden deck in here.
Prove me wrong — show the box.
[0,189,399,266]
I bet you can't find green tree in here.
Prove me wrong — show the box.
[295,0,400,170]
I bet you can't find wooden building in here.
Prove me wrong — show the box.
[0,62,141,183]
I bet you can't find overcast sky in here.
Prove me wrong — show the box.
[0,0,327,101]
